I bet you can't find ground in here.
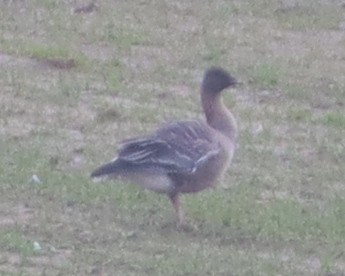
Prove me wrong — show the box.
[1,0,345,275]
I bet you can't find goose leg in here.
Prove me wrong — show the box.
[169,193,185,228]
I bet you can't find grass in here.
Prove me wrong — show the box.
[1,0,345,275]
[2,41,90,69]
[322,112,345,128]
[252,64,280,88]
[274,2,344,31]
[0,231,35,257]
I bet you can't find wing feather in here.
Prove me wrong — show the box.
[117,120,220,174]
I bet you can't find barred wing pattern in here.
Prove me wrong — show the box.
[118,120,221,174]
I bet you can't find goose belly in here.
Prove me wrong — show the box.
[121,171,174,194]
[178,148,234,193]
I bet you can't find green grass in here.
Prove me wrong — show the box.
[322,112,345,128]
[287,107,313,122]
[0,231,35,257]
[274,2,343,31]
[0,41,90,69]
[1,0,345,275]
[252,64,280,88]
[101,25,149,47]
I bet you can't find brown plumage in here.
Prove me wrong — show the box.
[91,67,238,228]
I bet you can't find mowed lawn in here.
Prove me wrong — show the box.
[1,0,345,275]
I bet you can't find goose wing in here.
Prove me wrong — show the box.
[118,120,220,174]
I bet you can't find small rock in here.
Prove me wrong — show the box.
[30,174,42,184]
[33,241,42,251]
[121,231,138,240]
[251,122,264,135]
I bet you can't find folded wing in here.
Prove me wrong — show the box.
[119,121,220,170]
[91,120,221,178]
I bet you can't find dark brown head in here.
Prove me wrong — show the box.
[202,67,237,94]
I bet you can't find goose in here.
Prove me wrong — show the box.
[91,67,239,228]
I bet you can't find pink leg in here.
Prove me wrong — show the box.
[169,193,185,228]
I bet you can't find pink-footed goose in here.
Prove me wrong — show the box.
[91,67,238,228]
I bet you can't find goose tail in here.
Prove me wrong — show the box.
[90,159,121,182]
